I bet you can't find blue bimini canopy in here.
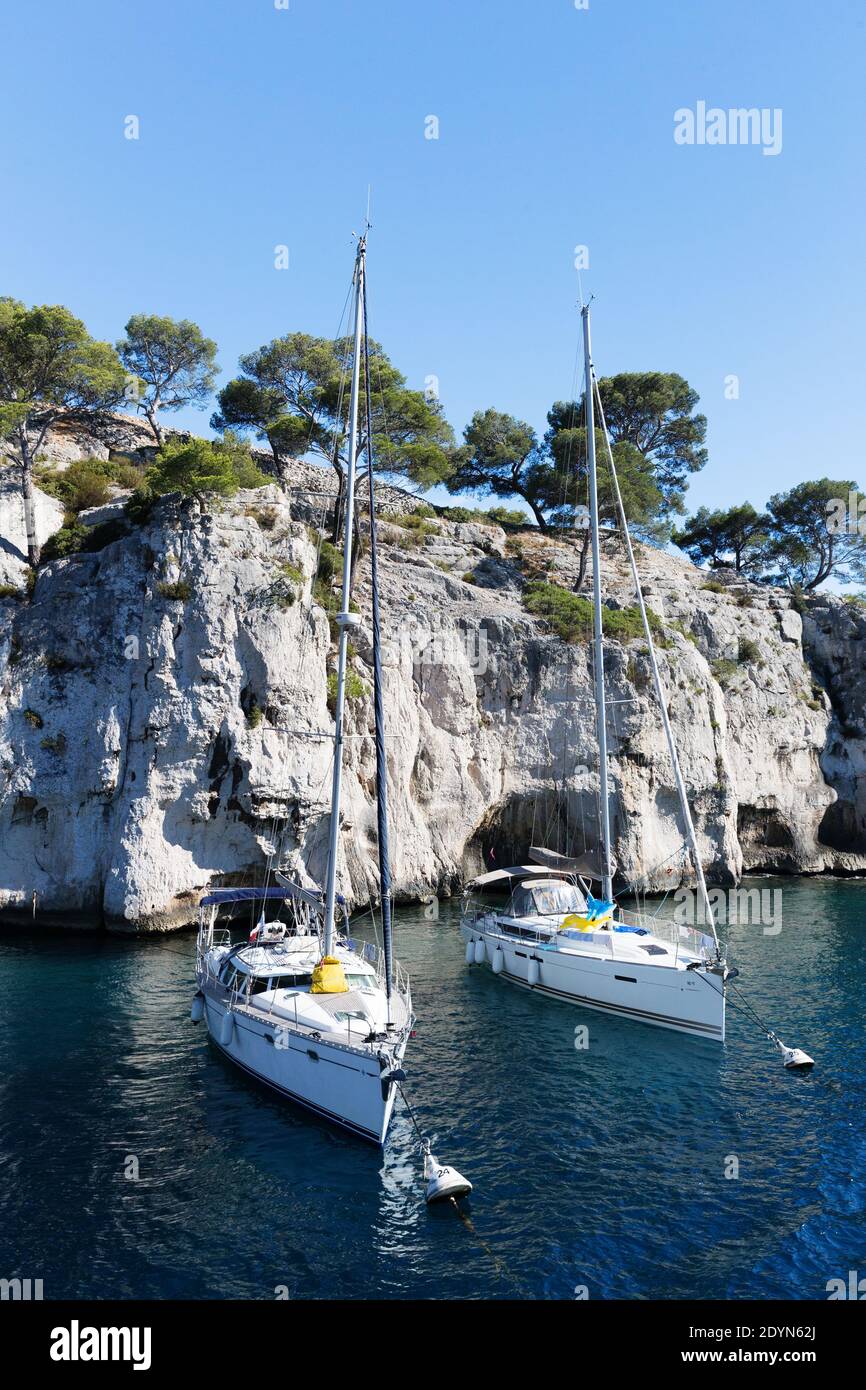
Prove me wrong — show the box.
[199,887,293,907]
[199,884,344,909]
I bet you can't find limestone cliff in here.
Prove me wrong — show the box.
[1,437,864,931]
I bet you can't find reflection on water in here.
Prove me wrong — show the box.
[0,877,863,1299]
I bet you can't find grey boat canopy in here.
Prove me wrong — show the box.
[528,844,616,881]
[467,864,576,891]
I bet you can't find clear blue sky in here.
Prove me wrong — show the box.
[2,0,864,519]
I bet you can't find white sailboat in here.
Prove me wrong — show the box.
[193,234,414,1143]
[460,303,732,1042]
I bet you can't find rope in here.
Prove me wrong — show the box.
[396,1082,426,1145]
[396,1085,528,1297]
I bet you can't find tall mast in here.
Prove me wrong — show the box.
[322,236,366,957]
[594,377,721,954]
[582,304,614,903]
[362,258,395,1023]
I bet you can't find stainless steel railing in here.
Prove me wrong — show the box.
[462,902,721,966]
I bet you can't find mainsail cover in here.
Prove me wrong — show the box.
[528,844,616,882]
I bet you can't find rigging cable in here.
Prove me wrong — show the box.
[361,261,395,1016]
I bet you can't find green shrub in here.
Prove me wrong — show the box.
[738,636,762,664]
[524,581,659,644]
[40,523,89,561]
[156,579,192,601]
[312,576,334,613]
[23,709,43,728]
[112,460,146,489]
[41,518,129,564]
[524,582,592,642]
[392,512,437,541]
[711,658,739,686]
[267,561,303,610]
[35,458,115,513]
[701,580,727,594]
[440,504,524,527]
[486,506,527,527]
[462,571,478,585]
[144,434,268,503]
[246,702,263,729]
[124,487,156,523]
[799,690,823,711]
[278,561,304,600]
[326,669,368,713]
[0,584,22,601]
[316,540,341,583]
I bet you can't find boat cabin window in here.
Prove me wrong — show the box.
[346,973,374,990]
[510,879,586,918]
[274,973,313,990]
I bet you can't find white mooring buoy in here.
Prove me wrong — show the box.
[423,1141,473,1204]
[726,978,815,1073]
[771,1034,815,1070]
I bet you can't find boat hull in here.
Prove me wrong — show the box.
[201,992,403,1144]
[461,921,725,1042]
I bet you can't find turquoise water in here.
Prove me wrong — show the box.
[0,877,863,1300]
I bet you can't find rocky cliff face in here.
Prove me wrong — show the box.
[1,435,864,931]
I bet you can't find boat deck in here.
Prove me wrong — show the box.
[480,913,711,971]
